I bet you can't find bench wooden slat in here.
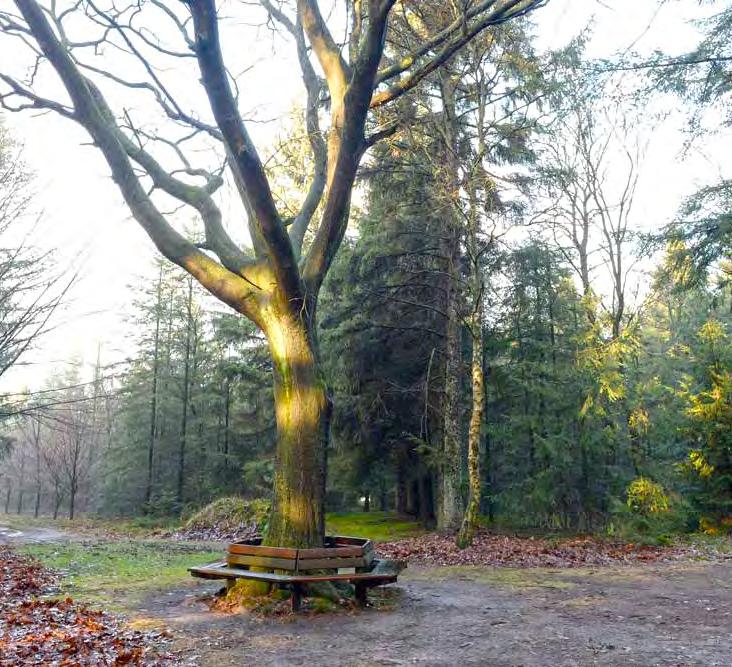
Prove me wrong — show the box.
[296,556,369,570]
[189,558,405,585]
[296,545,364,558]
[229,543,298,559]
[227,553,298,570]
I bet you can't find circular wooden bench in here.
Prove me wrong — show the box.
[189,535,406,611]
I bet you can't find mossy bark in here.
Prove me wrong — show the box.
[457,315,485,549]
[263,311,330,548]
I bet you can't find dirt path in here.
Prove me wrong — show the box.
[0,523,71,544]
[138,560,732,667]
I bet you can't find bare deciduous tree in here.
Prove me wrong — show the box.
[0,0,546,546]
[539,101,642,338]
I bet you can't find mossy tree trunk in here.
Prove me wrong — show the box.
[437,71,464,534]
[263,312,331,548]
[457,310,485,548]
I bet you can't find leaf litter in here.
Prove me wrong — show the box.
[377,531,725,567]
[0,547,177,666]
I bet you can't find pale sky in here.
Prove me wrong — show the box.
[0,0,727,392]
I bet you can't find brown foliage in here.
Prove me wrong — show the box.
[0,547,176,666]
[377,531,700,568]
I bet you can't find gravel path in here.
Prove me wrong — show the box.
[0,522,72,544]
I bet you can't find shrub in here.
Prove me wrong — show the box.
[626,477,670,516]
[183,496,270,538]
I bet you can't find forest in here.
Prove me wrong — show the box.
[0,1,730,665]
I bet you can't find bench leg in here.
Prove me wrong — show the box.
[225,578,235,591]
[291,584,303,613]
[355,582,368,608]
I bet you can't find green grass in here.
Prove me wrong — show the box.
[325,511,424,542]
[18,540,222,611]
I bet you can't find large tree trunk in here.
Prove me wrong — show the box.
[436,72,464,533]
[438,247,464,532]
[263,312,330,548]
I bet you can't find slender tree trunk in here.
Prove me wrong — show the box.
[69,482,76,520]
[438,239,464,532]
[396,448,408,514]
[5,485,12,513]
[34,422,42,518]
[457,192,485,548]
[223,376,231,466]
[34,484,41,518]
[436,71,464,533]
[418,470,433,526]
[52,483,62,520]
[457,313,485,548]
[145,265,163,509]
[176,278,193,510]
[379,477,388,512]
[16,451,25,515]
[263,312,330,548]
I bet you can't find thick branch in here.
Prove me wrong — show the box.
[260,0,327,255]
[187,0,302,307]
[302,0,391,293]
[13,0,264,325]
[297,0,349,98]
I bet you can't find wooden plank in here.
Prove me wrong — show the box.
[296,545,364,558]
[190,564,297,583]
[191,568,399,585]
[227,553,298,571]
[189,562,239,580]
[289,573,398,584]
[228,543,298,559]
[189,559,405,586]
[296,556,369,571]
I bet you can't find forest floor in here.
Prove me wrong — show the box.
[1,515,731,666]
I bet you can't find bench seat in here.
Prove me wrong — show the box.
[189,557,405,610]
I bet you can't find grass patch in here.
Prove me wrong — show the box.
[18,540,221,611]
[325,511,424,542]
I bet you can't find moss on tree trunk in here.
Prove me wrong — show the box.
[263,312,330,548]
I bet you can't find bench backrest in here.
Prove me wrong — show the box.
[226,535,374,573]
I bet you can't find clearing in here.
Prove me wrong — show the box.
[1,516,730,666]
